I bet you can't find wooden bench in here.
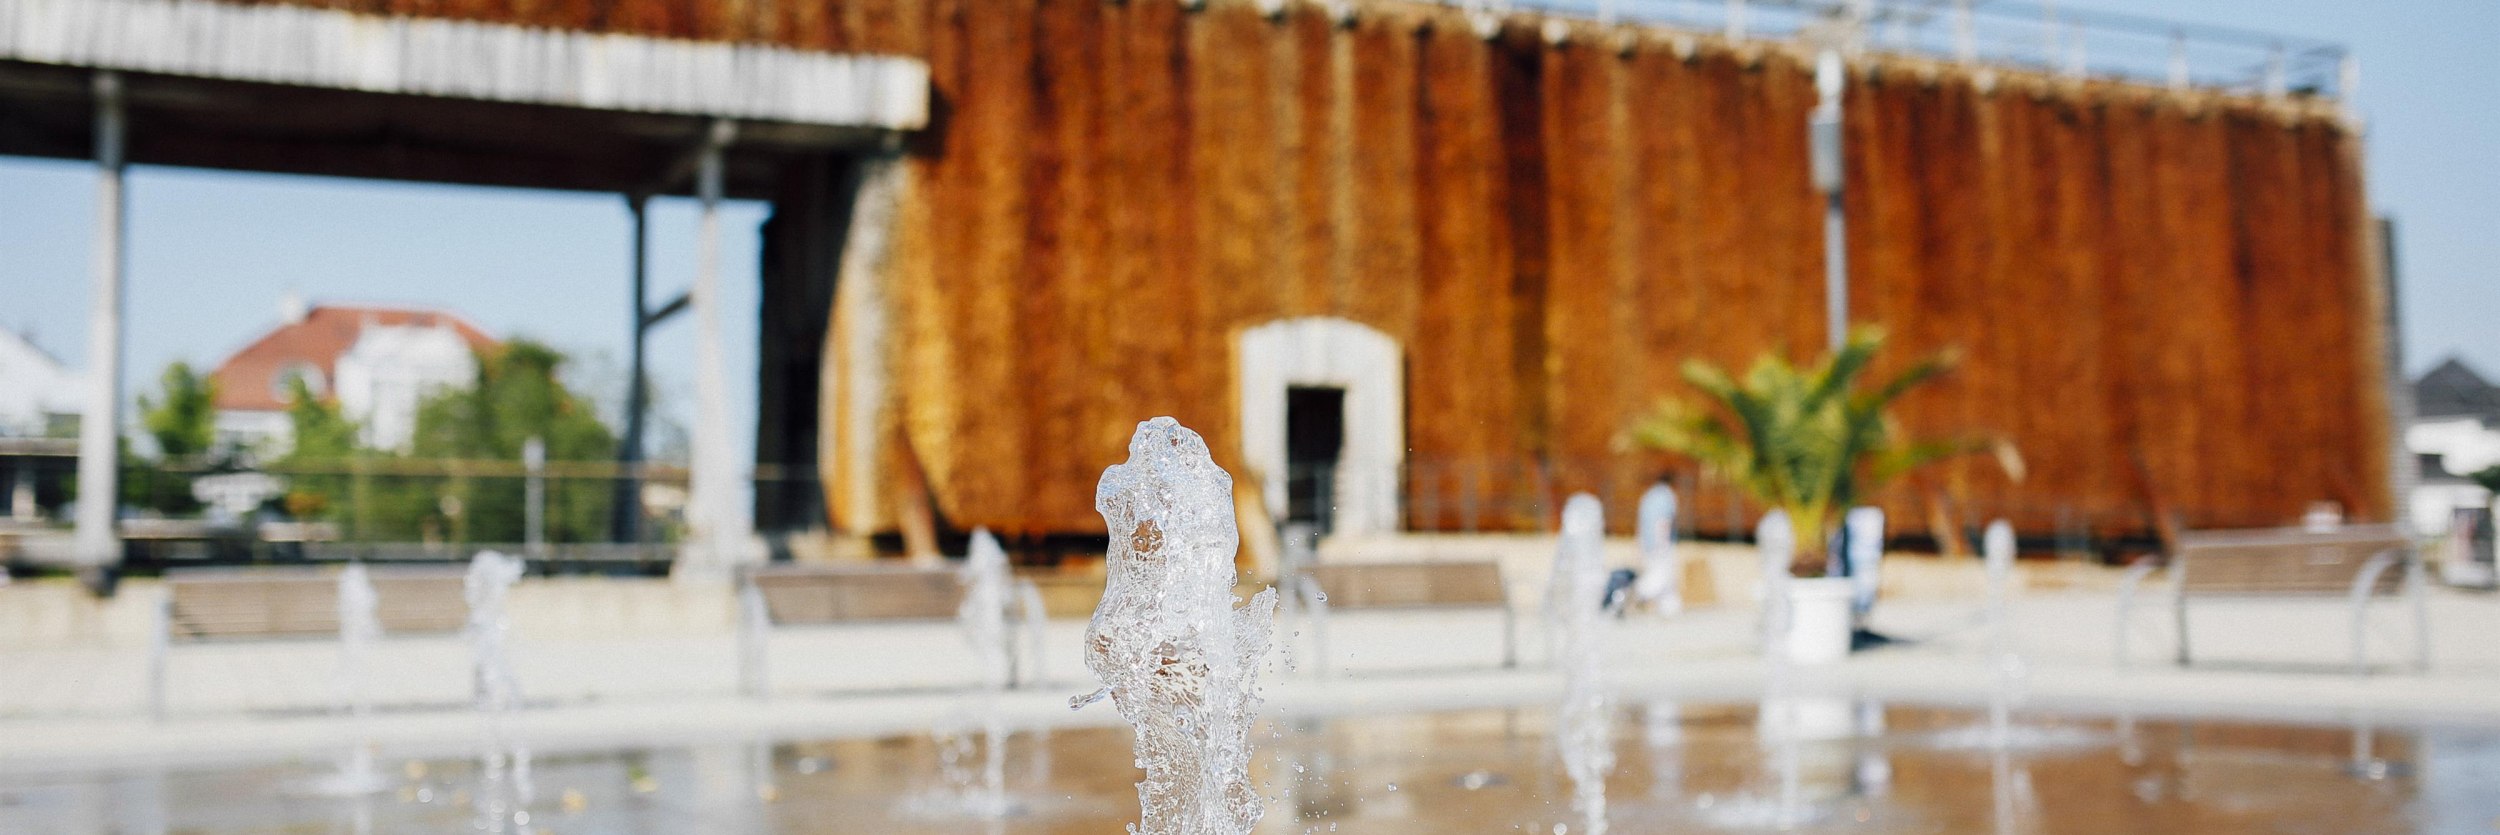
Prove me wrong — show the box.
[1297,560,1516,674]
[150,565,466,720]
[737,564,1047,697]
[2116,525,2426,674]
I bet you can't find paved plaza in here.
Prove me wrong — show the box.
[3,548,2495,774]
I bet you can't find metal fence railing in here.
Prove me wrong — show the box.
[22,450,2346,572]
[88,458,827,574]
[1452,0,2349,99]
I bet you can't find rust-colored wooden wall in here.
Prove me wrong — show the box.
[258,0,2387,538]
[847,1,2381,539]
[850,1,2385,539]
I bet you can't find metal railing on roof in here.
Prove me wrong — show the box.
[1466,0,2351,99]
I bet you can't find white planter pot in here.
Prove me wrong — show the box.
[1783,577,1855,665]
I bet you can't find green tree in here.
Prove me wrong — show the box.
[276,375,362,522]
[409,340,617,545]
[265,342,618,546]
[1631,327,2022,574]
[123,362,220,514]
[139,362,218,461]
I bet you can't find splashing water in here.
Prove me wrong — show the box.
[1756,510,1795,660]
[1276,523,1321,676]
[1073,417,1278,835]
[465,550,532,832]
[1748,510,1820,829]
[1632,485,1680,613]
[1842,507,1886,624]
[957,528,1014,818]
[1547,494,1613,835]
[1921,521,2105,758]
[1982,520,2018,749]
[299,563,389,797]
[338,563,380,718]
[1981,524,2025,835]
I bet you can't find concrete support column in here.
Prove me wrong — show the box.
[74,71,127,570]
[680,119,751,581]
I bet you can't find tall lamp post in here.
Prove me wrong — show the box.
[1810,50,1847,351]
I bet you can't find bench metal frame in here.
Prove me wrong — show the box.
[1297,559,1516,677]
[148,565,465,722]
[735,563,1046,699]
[2115,525,2428,675]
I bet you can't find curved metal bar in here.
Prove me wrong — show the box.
[2406,551,2431,673]
[2113,559,2161,670]
[2347,551,2399,677]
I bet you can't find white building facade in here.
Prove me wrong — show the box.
[0,327,81,438]
[211,301,495,457]
[332,322,478,451]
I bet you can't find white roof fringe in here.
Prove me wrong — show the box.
[0,0,929,129]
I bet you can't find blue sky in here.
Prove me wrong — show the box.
[2075,0,2500,375]
[0,163,762,462]
[0,0,2492,471]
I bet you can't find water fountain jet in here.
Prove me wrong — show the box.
[1548,494,1614,834]
[296,563,388,798]
[1923,521,2101,755]
[465,550,531,833]
[1073,417,1278,835]
[1700,511,1826,830]
[957,528,1015,818]
[1632,485,1680,614]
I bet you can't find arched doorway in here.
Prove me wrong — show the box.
[1238,317,1402,536]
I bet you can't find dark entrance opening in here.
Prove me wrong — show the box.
[1285,386,1347,533]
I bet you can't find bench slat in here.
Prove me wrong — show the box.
[168,568,466,640]
[1309,561,1507,610]
[2175,526,2408,597]
[752,566,965,624]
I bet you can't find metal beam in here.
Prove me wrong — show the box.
[641,292,692,329]
[612,194,651,546]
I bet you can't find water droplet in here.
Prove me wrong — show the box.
[1386,782,1398,791]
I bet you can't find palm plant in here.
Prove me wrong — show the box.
[1631,328,2020,575]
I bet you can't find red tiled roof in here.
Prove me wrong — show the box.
[211,305,496,412]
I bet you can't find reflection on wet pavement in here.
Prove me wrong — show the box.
[4,702,2494,833]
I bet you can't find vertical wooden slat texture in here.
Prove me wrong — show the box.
[266,0,2381,540]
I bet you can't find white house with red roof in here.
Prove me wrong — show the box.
[213,296,496,455]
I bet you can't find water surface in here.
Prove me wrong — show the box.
[4,702,2493,833]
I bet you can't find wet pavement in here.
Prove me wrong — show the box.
[4,701,2496,833]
